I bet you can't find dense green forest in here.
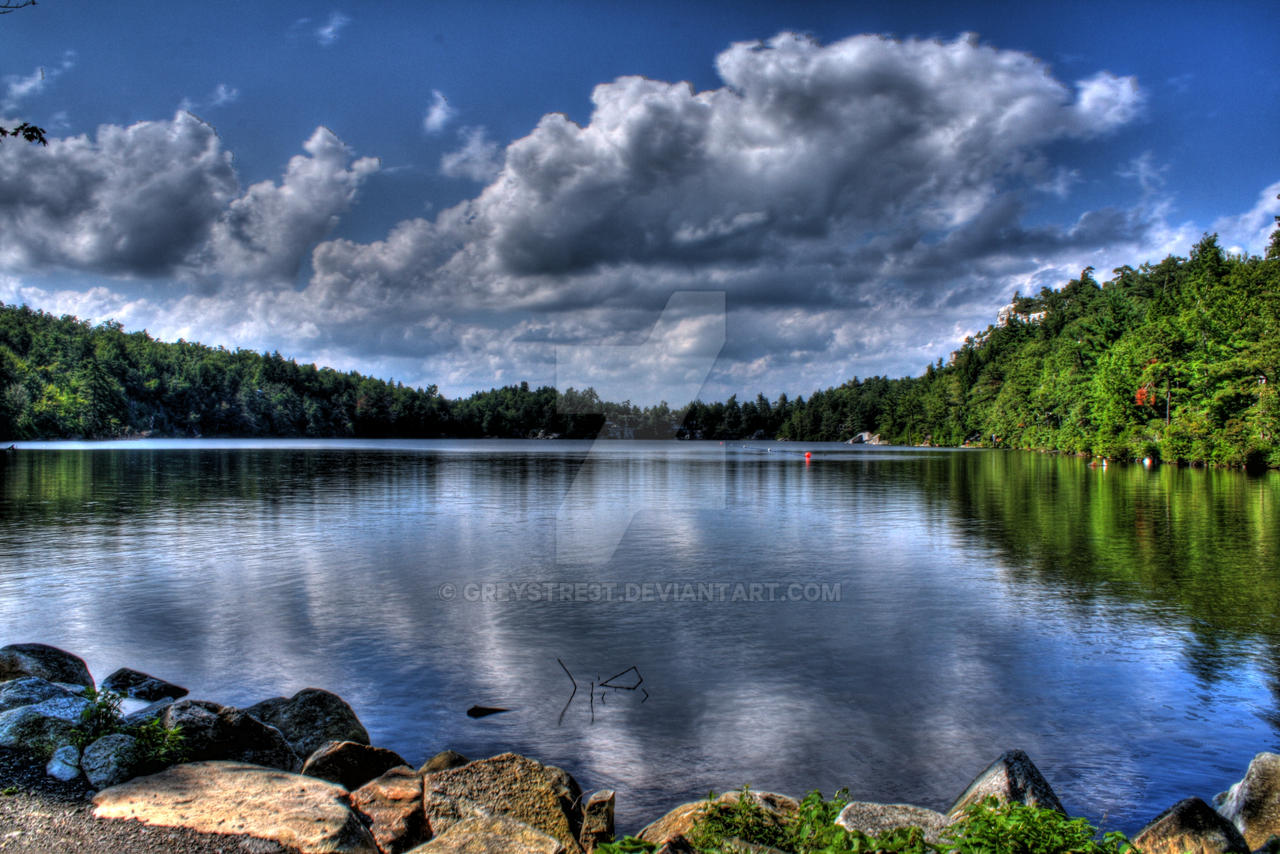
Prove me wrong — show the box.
[2,224,1278,467]
[773,226,1280,469]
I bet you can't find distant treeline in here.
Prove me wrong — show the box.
[0,301,791,441]
[2,226,1278,467]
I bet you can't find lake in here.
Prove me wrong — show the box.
[2,438,1278,834]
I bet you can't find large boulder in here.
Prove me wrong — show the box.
[0,643,93,689]
[422,752,584,852]
[245,689,370,759]
[100,667,189,701]
[637,791,799,847]
[160,699,299,771]
[409,814,568,853]
[1133,797,1249,854]
[0,676,75,712]
[302,740,410,791]
[946,749,1064,818]
[351,765,428,854]
[0,695,91,753]
[93,760,378,854]
[835,802,950,845]
[82,732,145,789]
[1214,751,1280,849]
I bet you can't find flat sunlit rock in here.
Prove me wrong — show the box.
[92,760,378,854]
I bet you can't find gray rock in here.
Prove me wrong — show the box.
[1133,797,1249,854]
[351,766,427,854]
[0,695,91,753]
[82,732,144,789]
[0,676,75,712]
[0,643,93,689]
[46,744,82,782]
[100,667,189,701]
[422,752,584,852]
[411,814,568,853]
[161,699,299,771]
[122,697,176,727]
[947,749,1064,818]
[244,689,370,759]
[653,838,698,854]
[419,749,470,774]
[301,740,410,791]
[1215,752,1280,849]
[579,789,615,853]
[835,802,950,845]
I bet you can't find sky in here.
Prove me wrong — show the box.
[1,0,1278,406]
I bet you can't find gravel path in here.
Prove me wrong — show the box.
[0,747,299,854]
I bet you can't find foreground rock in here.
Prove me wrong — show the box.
[835,802,950,845]
[410,814,568,853]
[1214,751,1280,849]
[351,765,428,854]
[303,739,410,791]
[161,699,299,771]
[81,732,145,789]
[423,752,584,852]
[637,790,799,847]
[0,643,94,689]
[946,749,1064,817]
[245,688,371,759]
[100,667,189,701]
[0,675,76,712]
[0,695,91,752]
[92,760,379,854]
[1132,797,1249,854]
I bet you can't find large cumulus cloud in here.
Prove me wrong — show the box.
[6,31,1257,403]
[0,112,377,284]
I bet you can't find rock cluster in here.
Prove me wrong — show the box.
[6,642,1280,853]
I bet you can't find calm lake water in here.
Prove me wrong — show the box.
[2,439,1279,833]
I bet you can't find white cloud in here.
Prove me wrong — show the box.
[1073,71,1144,132]
[423,90,455,134]
[8,31,1253,405]
[0,113,377,285]
[440,126,502,182]
[198,127,380,283]
[179,83,240,114]
[315,12,351,46]
[2,51,75,112]
[1213,180,1280,257]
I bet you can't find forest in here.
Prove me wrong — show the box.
[2,225,1278,468]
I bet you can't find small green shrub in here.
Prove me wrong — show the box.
[67,686,187,769]
[132,717,188,767]
[943,797,1135,854]
[686,786,793,852]
[786,789,936,853]
[69,686,124,748]
[594,838,657,853]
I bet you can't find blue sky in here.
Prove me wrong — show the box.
[2,0,1277,405]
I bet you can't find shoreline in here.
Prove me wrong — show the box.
[3,643,1279,853]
